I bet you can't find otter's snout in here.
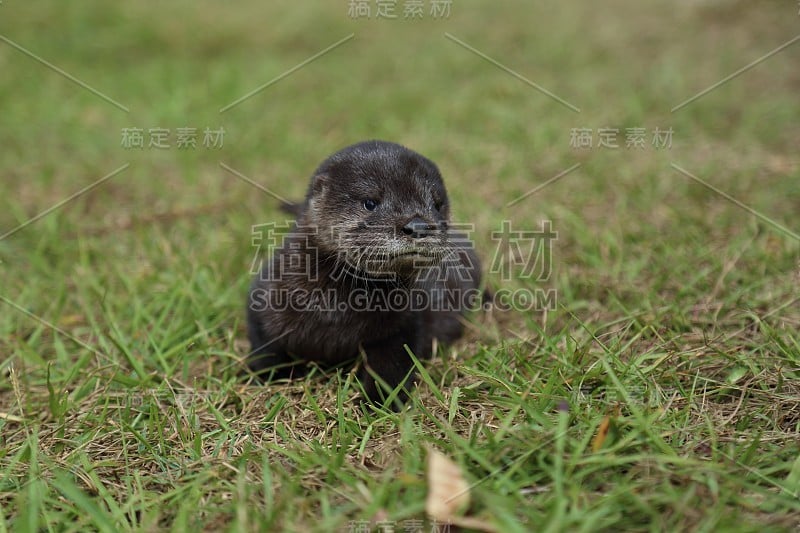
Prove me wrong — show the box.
[401,216,438,239]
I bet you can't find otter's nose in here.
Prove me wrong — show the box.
[401,217,436,239]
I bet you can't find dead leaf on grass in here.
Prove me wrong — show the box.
[425,447,497,532]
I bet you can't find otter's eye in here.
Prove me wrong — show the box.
[363,199,379,211]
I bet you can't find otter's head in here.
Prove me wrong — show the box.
[301,140,451,277]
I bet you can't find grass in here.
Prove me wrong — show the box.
[1,0,799,531]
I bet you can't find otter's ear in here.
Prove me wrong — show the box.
[310,173,329,198]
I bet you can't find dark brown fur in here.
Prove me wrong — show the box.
[246,140,481,405]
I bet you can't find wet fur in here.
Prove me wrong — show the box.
[247,140,481,405]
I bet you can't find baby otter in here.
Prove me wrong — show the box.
[246,140,482,405]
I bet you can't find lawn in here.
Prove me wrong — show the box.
[1,1,799,531]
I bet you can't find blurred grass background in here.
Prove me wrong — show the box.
[1,0,799,530]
